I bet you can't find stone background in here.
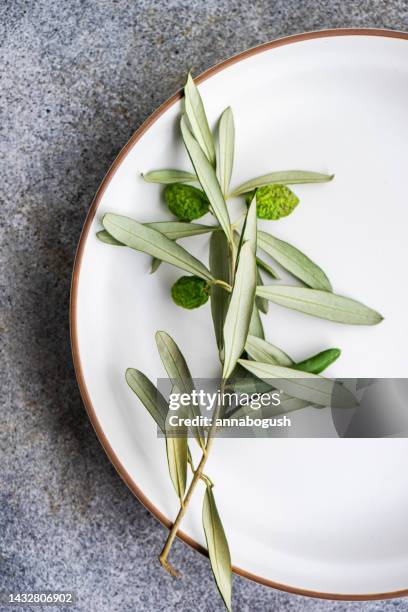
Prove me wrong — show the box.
[2,1,408,610]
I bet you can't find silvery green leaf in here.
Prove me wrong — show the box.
[241,197,257,254]
[209,232,231,357]
[224,363,272,396]
[184,72,216,165]
[223,242,257,379]
[97,230,124,246]
[102,221,217,243]
[218,107,235,198]
[231,394,309,421]
[256,256,280,280]
[238,359,357,408]
[248,305,264,339]
[150,257,162,274]
[125,368,168,433]
[230,170,334,197]
[234,197,257,274]
[142,169,197,184]
[255,267,268,314]
[102,213,214,283]
[155,331,195,393]
[146,221,218,240]
[180,116,233,244]
[202,486,232,612]
[165,412,188,502]
[258,231,332,291]
[245,335,293,367]
[155,331,205,449]
[256,285,383,325]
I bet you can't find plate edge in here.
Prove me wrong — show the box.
[70,28,408,601]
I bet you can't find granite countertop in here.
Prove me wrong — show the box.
[2,1,408,610]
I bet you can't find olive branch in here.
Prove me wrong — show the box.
[97,72,383,611]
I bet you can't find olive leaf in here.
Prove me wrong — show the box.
[245,335,293,367]
[256,285,383,325]
[155,331,205,449]
[223,242,257,379]
[150,257,162,274]
[218,107,235,198]
[255,267,268,314]
[99,222,219,276]
[125,368,168,433]
[180,115,233,245]
[230,394,310,421]
[126,368,188,500]
[248,305,264,340]
[230,170,334,197]
[294,348,341,374]
[256,255,280,280]
[100,221,218,243]
[238,359,357,409]
[184,72,216,166]
[233,196,257,273]
[102,213,214,283]
[209,231,231,358]
[142,169,197,184]
[165,409,188,502]
[240,196,257,253]
[202,485,232,612]
[146,221,218,240]
[258,231,332,291]
[96,230,124,246]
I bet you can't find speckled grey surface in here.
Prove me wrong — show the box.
[2,1,408,610]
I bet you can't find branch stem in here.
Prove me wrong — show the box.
[159,381,226,575]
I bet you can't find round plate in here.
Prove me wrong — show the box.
[71,30,408,599]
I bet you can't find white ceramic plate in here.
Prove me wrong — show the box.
[71,30,408,598]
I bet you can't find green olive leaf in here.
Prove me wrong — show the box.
[155,331,205,449]
[184,72,216,165]
[218,107,235,198]
[223,242,257,379]
[256,285,383,325]
[100,222,219,276]
[102,213,214,283]
[146,221,218,240]
[224,362,272,396]
[230,170,334,197]
[96,230,124,246]
[255,267,268,314]
[230,394,310,421]
[125,368,168,434]
[142,169,197,184]
[165,410,188,502]
[240,196,257,253]
[99,222,217,245]
[150,256,162,274]
[248,305,264,339]
[202,485,232,612]
[238,359,357,408]
[245,335,293,367]
[256,255,280,280]
[209,231,231,358]
[294,348,341,374]
[258,231,332,291]
[180,115,233,244]
[234,196,257,273]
